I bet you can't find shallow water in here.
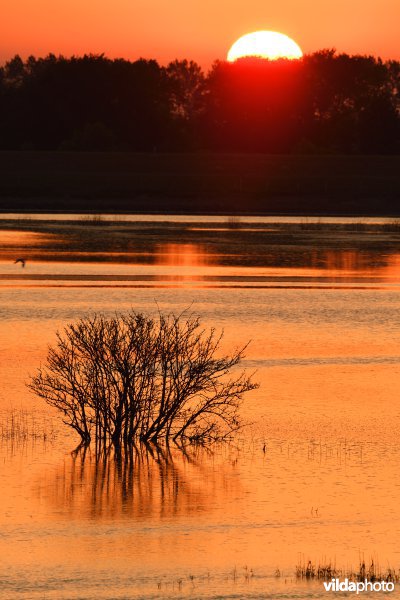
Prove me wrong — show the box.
[0,212,399,223]
[1,216,400,599]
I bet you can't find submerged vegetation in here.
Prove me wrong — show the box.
[0,408,56,443]
[29,311,257,447]
[295,557,400,583]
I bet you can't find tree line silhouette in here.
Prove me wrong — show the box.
[0,50,399,153]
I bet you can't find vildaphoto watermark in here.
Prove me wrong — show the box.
[324,578,395,594]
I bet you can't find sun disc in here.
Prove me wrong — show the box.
[227,31,303,62]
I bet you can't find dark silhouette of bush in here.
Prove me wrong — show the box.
[29,311,258,447]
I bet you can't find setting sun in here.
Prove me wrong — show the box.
[227,31,303,62]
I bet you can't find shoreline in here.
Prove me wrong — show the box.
[0,151,399,215]
[2,216,400,266]
[2,209,400,218]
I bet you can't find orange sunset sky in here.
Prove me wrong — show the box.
[1,0,399,67]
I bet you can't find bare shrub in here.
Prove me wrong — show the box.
[29,311,258,447]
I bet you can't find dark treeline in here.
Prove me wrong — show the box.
[0,50,399,153]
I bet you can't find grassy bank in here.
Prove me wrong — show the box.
[0,151,400,214]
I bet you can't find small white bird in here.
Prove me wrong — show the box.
[14,258,26,267]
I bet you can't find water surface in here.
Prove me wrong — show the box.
[1,215,400,598]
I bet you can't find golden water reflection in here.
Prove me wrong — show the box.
[3,244,400,288]
[154,243,214,267]
[3,220,400,597]
[2,223,400,279]
[35,444,238,521]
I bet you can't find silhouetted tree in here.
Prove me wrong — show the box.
[3,54,26,85]
[204,57,308,152]
[0,51,399,152]
[29,311,258,447]
[166,59,206,120]
[165,59,206,148]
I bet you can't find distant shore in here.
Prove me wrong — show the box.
[2,215,400,267]
[0,151,399,215]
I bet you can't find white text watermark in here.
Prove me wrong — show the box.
[324,578,395,594]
